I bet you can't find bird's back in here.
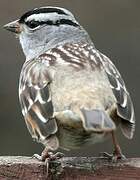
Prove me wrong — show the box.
[51,63,116,114]
[19,40,135,151]
[50,64,117,150]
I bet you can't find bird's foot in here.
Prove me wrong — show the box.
[99,151,126,162]
[32,151,64,162]
[32,151,64,178]
[100,132,126,162]
[47,152,64,161]
[32,153,43,161]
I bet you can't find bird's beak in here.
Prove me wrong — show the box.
[3,20,21,34]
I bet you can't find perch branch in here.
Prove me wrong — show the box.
[0,156,140,179]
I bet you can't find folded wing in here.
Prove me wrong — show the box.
[19,58,58,148]
[100,53,135,139]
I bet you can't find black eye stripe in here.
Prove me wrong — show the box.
[25,19,79,28]
[45,19,79,27]
[19,8,68,23]
[25,20,41,28]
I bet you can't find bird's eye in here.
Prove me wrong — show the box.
[26,20,40,29]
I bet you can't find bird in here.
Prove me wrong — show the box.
[4,6,135,161]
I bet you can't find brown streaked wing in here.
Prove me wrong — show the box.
[100,52,135,139]
[19,57,58,142]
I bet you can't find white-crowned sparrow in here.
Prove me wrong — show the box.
[4,6,135,161]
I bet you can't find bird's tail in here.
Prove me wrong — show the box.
[120,120,135,139]
[81,109,116,132]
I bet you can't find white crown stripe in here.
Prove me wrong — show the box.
[26,13,68,22]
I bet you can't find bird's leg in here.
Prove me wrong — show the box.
[111,131,125,161]
[99,131,125,162]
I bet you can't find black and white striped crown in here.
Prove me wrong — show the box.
[19,7,79,28]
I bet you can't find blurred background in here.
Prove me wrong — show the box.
[0,0,139,157]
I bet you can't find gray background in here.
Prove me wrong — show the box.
[0,0,139,157]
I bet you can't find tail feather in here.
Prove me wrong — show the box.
[121,121,135,139]
[81,109,116,132]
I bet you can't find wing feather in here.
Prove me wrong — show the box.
[100,53,135,138]
[19,58,58,143]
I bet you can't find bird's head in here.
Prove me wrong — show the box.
[4,7,90,60]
